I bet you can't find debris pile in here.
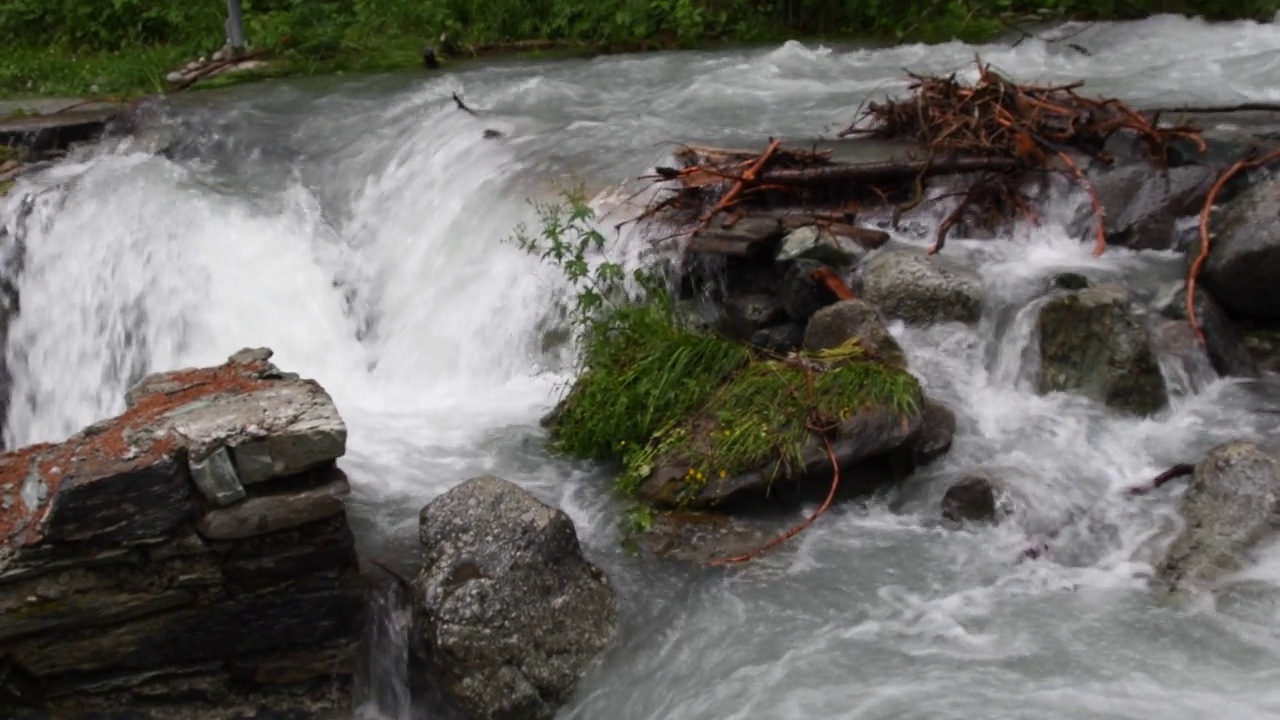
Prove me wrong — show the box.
[636,58,1208,258]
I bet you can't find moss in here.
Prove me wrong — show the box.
[0,180,13,197]
[547,299,752,462]
[613,339,921,501]
[0,146,16,162]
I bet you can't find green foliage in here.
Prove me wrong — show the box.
[511,189,921,510]
[3,0,1278,98]
[508,187,753,463]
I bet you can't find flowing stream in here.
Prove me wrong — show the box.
[4,14,1280,719]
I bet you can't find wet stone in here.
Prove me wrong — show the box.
[196,470,350,541]
[188,447,245,506]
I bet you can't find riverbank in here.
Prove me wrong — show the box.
[2,2,1276,100]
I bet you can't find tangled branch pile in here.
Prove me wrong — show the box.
[637,58,1208,257]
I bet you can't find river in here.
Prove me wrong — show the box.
[3,13,1280,720]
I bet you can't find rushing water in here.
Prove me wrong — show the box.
[4,13,1280,720]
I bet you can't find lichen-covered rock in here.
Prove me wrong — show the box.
[0,349,362,719]
[803,299,908,369]
[861,250,983,325]
[1200,175,1280,319]
[1036,284,1168,415]
[413,476,617,720]
[1156,441,1280,593]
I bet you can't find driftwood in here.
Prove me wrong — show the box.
[633,56,1208,261]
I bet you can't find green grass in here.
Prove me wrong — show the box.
[613,339,922,503]
[2,0,1277,98]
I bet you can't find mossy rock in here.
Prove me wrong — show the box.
[628,343,924,509]
[1037,284,1167,415]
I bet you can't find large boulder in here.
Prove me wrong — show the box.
[1037,284,1168,415]
[861,250,983,325]
[1156,441,1280,594]
[1089,164,1215,251]
[803,298,908,368]
[1200,175,1280,320]
[413,476,617,720]
[1155,283,1258,378]
[0,349,362,718]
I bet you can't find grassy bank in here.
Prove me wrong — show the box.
[1,0,1277,98]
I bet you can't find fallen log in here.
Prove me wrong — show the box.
[756,155,1022,186]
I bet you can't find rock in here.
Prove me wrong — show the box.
[911,398,956,466]
[195,469,350,541]
[165,71,184,84]
[413,476,616,720]
[1241,327,1280,374]
[1036,284,1168,415]
[775,226,865,267]
[1156,441,1280,593]
[749,323,805,353]
[1200,175,1280,319]
[861,250,983,325]
[422,46,441,69]
[717,293,786,343]
[0,351,362,717]
[1089,164,1215,251]
[941,471,1010,524]
[803,299,908,369]
[631,511,783,565]
[1050,272,1091,291]
[1155,283,1258,378]
[779,258,839,322]
[639,403,923,509]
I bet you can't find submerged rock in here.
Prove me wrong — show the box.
[941,471,1010,524]
[861,250,983,325]
[1036,284,1168,415]
[803,298,908,369]
[1241,326,1280,375]
[0,349,361,718]
[413,476,616,720]
[631,511,783,565]
[1200,175,1280,320]
[1156,441,1280,594]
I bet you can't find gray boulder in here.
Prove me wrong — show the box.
[941,471,1012,524]
[861,250,982,325]
[779,258,839,322]
[1037,284,1168,415]
[911,398,956,467]
[1155,283,1258,378]
[413,476,617,720]
[803,299,908,369]
[1156,441,1280,593]
[1089,164,1215,251]
[1200,175,1280,319]
[775,226,866,267]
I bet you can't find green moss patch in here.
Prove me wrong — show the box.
[615,340,921,501]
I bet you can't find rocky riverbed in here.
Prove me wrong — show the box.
[3,17,1280,720]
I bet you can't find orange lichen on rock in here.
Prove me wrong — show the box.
[0,353,279,554]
